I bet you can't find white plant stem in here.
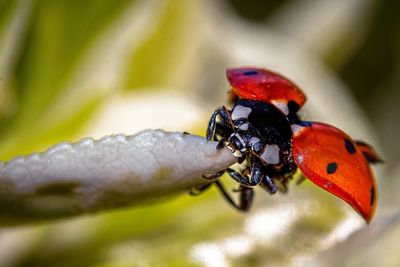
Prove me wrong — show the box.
[0,130,236,225]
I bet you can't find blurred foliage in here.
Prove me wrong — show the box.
[122,1,195,90]
[227,0,283,22]
[0,0,131,159]
[338,0,399,102]
[0,0,399,266]
[0,0,198,160]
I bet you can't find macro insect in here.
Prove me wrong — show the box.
[195,67,382,223]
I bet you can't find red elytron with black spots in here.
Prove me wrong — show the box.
[197,67,382,223]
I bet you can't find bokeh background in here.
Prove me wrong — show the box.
[0,0,399,266]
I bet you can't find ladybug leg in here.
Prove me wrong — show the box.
[227,160,263,187]
[260,175,277,194]
[237,155,246,164]
[189,183,213,196]
[230,184,254,211]
[215,122,233,141]
[206,106,232,141]
[237,184,254,211]
[214,180,253,211]
[249,160,264,185]
[214,123,233,148]
[227,168,251,185]
[204,107,234,180]
[216,138,227,150]
[229,184,255,211]
[202,170,225,180]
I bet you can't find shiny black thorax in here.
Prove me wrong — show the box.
[232,99,292,154]
[202,98,301,211]
[207,99,298,199]
[202,99,299,211]
[215,99,295,172]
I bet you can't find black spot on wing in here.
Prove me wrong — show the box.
[243,70,258,76]
[370,187,375,206]
[326,162,338,174]
[344,138,356,154]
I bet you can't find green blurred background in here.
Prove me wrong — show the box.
[0,0,399,266]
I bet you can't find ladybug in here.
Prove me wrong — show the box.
[194,67,382,223]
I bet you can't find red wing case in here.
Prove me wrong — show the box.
[226,67,307,107]
[291,122,378,222]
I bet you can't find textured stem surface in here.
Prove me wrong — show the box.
[0,130,235,225]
